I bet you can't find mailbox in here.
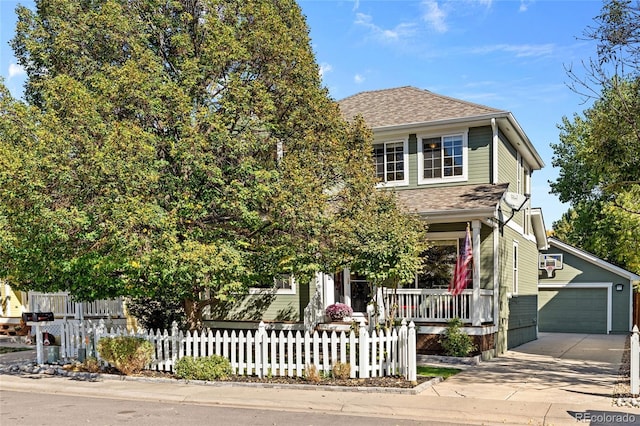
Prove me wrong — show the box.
[22,312,55,322]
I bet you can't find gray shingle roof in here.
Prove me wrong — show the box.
[338,86,505,129]
[395,183,509,215]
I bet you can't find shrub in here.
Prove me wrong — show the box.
[325,303,353,321]
[174,355,232,381]
[82,357,101,373]
[97,336,154,375]
[439,317,476,357]
[304,364,321,383]
[332,361,351,379]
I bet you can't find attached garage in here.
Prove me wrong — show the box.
[538,238,639,335]
[538,286,609,334]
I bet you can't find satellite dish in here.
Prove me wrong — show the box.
[503,192,528,210]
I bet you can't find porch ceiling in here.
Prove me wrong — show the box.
[395,183,508,220]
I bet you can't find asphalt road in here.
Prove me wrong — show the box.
[0,390,457,426]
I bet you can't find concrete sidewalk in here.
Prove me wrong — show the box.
[1,333,638,425]
[0,373,635,425]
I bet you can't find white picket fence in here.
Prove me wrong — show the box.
[631,325,640,395]
[52,319,417,381]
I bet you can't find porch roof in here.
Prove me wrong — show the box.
[395,183,508,220]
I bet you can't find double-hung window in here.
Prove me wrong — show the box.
[418,132,468,184]
[373,140,408,186]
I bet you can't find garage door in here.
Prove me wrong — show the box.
[538,288,608,334]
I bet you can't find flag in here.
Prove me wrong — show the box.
[449,224,472,296]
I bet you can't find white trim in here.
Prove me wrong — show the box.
[538,282,613,333]
[493,221,499,328]
[548,238,640,281]
[249,276,296,295]
[491,118,499,184]
[417,130,469,185]
[374,139,410,188]
[417,324,498,336]
[512,240,519,295]
[472,220,481,326]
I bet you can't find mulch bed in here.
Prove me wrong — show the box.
[94,366,430,388]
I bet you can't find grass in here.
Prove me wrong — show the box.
[0,346,32,355]
[417,365,462,379]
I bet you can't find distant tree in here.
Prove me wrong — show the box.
[553,0,640,273]
[0,0,425,330]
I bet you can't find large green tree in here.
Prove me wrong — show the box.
[552,0,640,274]
[0,0,426,329]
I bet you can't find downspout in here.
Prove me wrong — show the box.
[491,118,499,184]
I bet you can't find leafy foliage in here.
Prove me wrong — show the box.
[439,318,475,357]
[97,336,154,375]
[0,0,426,329]
[552,0,640,274]
[174,355,232,381]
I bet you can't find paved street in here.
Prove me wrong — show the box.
[1,390,442,426]
[1,333,639,425]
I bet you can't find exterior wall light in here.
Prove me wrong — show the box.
[615,283,624,291]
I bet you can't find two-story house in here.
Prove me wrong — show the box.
[207,86,548,357]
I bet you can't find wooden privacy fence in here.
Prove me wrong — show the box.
[54,319,417,381]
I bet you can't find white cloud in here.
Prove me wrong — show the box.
[472,43,555,58]
[319,63,333,78]
[352,0,360,12]
[8,63,25,78]
[421,0,448,33]
[354,12,416,43]
[354,74,365,84]
[519,0,535,12]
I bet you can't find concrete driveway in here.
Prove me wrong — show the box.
[426,332,627,405]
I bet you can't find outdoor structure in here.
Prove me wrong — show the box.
[207,86,548,356]
[0,281,126,335]
[538,238,640,334]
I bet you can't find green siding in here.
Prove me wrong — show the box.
[538,288,608,333]
[539,244,632,333]
[468,126,492,185]
[384,125,493,190]
[507,295,538,348]
[208,279,316,322]
[479,224,494,290]
[497,227,539,351]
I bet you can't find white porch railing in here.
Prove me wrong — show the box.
[382,288,493,323]
[27,291,125,319]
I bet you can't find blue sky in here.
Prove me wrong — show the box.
[1,0,606,226]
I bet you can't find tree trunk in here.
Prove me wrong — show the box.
[183,298,203,331]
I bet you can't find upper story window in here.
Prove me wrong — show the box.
[418,132,468,184]
[373,140,409,186]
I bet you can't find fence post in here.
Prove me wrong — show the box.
[359,322,369,378]
[398,319,407,378]
[632,325,639,395]
[170,321,179,371]
[408,321,417,383]
[256,321,266,378]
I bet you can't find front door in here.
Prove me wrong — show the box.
[333,270,371,314]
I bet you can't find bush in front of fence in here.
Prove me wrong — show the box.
[174,355,233,381]
[439,317,476,357]
[97,336,154,375]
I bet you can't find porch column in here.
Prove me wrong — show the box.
[323,273,335,308]
[472,220,481,326]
